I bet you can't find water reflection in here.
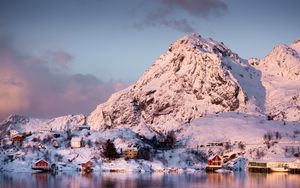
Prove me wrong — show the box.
[0,171,299,188]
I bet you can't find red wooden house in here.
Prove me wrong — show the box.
[32,159,50,171]
[206,155,223,172]
[11,134,24,143]
[81,161,94,173]
[208,155,222,167]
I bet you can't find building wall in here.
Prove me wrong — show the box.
[34,160,49,168]
[123,150,138,158]
[71,141,81,148]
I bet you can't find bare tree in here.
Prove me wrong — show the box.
[238,142,245,150]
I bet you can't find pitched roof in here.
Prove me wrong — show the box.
[71,137,82,142]
[35,159,49,164]
[208,155,222,161]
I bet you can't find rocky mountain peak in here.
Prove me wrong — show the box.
[87,34,253,131]
[290,39,300,54]
[168,33,237,60]
[292,39,300,45]
[258,43,300,80]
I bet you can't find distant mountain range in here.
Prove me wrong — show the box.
[1,34,300,132]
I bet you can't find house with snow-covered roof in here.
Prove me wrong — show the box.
[32,159,50,171]
[71,137,82,148]
[206,155,223,171]
[208,155,222,167]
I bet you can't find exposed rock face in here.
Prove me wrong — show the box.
[88,34,254,131]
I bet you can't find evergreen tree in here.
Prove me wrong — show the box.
[165,131,176,148]
[102,139,118,159]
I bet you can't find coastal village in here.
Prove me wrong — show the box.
[1,114,300,175]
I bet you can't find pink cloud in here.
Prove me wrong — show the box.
[131,0,228,33]
[49,50,73,69]
[160,19,195,33]
[0,39,128,121]
[161,0,228,17]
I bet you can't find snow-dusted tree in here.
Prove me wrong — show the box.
[151,135,158,146]
[275,131,282,139]
[102,139,118,159]
[43,150,50,161]
[190,149,207,162]
[131,97,140,116]
[255,148,264,159]
[238,142,245,150]
[137,147,151,160]
[224,142,231,150]
[164,131,176,149]
[42,134,52,144]
[86,139,92,148]
[263,132,272,141]
[32,136,41,142]
[66,129,72,140]
[54,153,63,162]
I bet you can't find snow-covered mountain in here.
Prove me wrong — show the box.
[250,39,300,121]
[1,34,300,132]
[0,114,86,137]
[87,34,284,130]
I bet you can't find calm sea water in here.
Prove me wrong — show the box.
[0,171,299,188]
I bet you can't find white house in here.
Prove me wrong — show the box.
[71,137,82,148]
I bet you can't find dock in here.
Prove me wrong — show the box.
[248,161,300,174]
[248,161,271,173]
[206,166,222,172]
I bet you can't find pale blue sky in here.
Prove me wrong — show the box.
[1,0,299,82]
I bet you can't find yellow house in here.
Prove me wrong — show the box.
[122,149,138,159]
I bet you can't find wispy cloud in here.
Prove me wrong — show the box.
[161,0,228,17]
[131,0,228,33]
[45,50,73,69]
[0,38,127,121]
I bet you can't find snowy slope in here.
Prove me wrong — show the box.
[182,112,300,161]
